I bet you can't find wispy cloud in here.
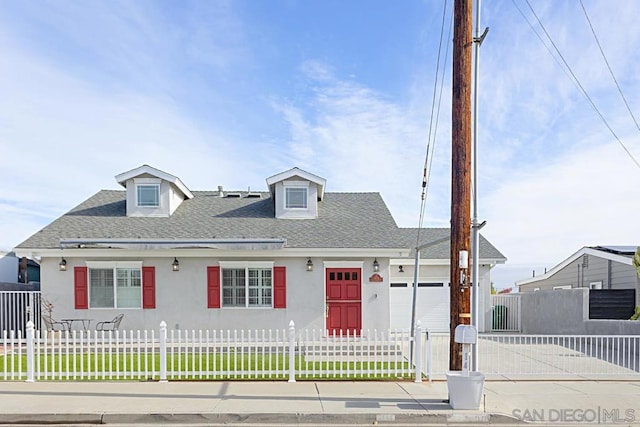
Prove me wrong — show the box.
[273,59,449,227]
[483,138,640,285]
[1,0,639,293]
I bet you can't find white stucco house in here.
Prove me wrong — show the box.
[14,165,505,333]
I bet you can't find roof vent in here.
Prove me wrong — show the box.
[225,193,241,198]
[245,193,261,199]
[218,186,224,197]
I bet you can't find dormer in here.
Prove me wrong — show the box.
[115,165,194,217]
[266,167,326,219]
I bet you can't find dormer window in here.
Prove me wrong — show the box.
[266,167,325,220]
[137,184,160,207]
[116,165,194,217]
[285,187,307,209]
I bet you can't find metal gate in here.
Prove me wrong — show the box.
[490,294,521,332]
[0,291,42,336]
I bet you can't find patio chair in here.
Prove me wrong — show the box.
[95,314,124,331]
[42,315,70,333]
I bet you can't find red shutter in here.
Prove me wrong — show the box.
[273,266,286,309]
[207,266,221,308]
[74,266,88,309]
[142,266,156,309]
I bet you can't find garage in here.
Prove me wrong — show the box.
[389,280,450,332]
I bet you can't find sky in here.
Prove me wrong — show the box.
[1,0,639,289]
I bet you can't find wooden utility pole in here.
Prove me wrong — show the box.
[449,0,473,371]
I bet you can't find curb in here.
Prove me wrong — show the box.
[0,412,525,425]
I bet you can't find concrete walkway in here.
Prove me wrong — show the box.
[0,380,639,425]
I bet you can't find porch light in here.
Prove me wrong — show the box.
[373,258,380,272]
[59,258,67,272]
[306,258,313,272]
[172,257,180,271]
[398,265,404,273]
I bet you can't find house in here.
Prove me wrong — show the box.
[13,164,505,333]
[0,251,40,287]
[516,246,640,306]
[388,228,506,332]
[0,252,41,334]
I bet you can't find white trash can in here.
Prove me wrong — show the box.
[446,370,485,410]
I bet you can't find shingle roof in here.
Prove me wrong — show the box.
[394,228,506,261]
[16,191,507,262]
[16,190,402,249]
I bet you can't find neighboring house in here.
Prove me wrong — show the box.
[13,164,504,333]
[516,246,640,306]
[0,251,40,286]
[18,257,40,284]
[0,252,41,334]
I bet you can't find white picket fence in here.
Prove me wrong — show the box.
[1,321,421,382]
[3,322,639,382]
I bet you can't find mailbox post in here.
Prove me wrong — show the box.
[455,324,475,375]
[446,325,485,409]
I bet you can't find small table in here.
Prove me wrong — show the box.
[62,318,93,331]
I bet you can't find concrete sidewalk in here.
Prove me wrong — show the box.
[0,380,639,425]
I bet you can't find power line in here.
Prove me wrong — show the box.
[579,0,640,135]
[510,0,576,82]
[416,0,452,245]
[516,0,640,170]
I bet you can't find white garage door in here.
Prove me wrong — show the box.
[389,280,450,332]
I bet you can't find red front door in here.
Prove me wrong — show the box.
[326,268,362,335]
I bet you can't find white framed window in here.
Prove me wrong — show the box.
[589,281,603,290]
[285,187,307,209]
[553,285,572,290]
[220,261,273,308]
[87,261,142,308]
[137,184,160,207]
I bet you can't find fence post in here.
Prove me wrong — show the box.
[288,320,295,383]
[414,321,422,383]
[425,328,433,382]
[26,321,35,383]
[27,293,33,324]
[159,321,167,382]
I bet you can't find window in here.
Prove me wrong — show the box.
[222,266,272,307]
[137,184,159,207]
[285,187,307,209]
[417,282,444,287]
[589,281,603,290]
[89,267,141,308]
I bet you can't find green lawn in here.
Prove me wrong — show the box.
[0,353,413,381]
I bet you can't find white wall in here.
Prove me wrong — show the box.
[124,178,184,217]
[39,255,390,332]
[273,181,319,219]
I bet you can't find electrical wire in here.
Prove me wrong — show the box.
[519,0,640,170]
[415,0,451,249]
[510,0,577,88]
[579,0,640,135]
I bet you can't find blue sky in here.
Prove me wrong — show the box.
[1,0,639,288]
